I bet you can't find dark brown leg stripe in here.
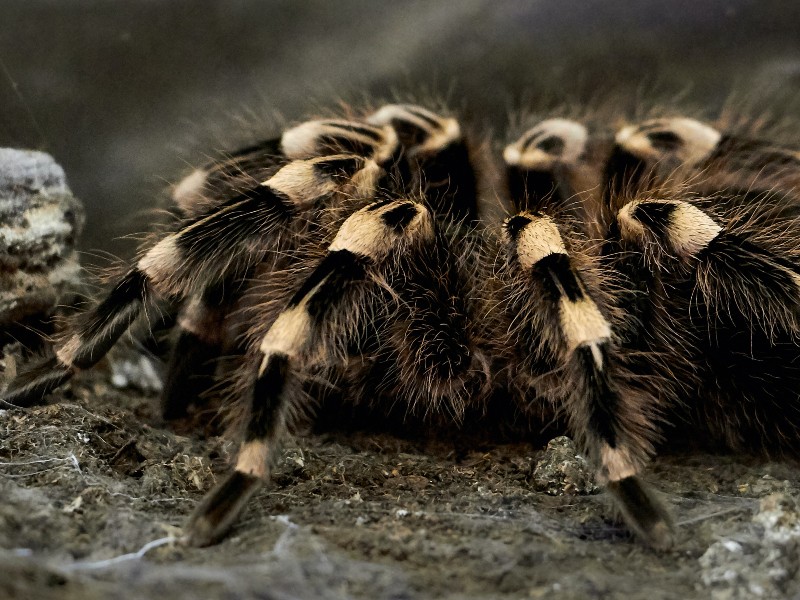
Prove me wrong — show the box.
[530,135,565,154]
[175,189,295,259]
[381,203,420,231]
[71,268,149,369]
[575,343,619,448]
[532,253,585,302]
[504,214,533,241]
[2,356,74,407]
[631,202,678,238]
[317,135,376,160]
[161,331,221,420]
[405,107,440,127]
[246,353,289,442]
[288,249,368,314]
[602,145,648,203]
[185,471,262,547]
[507,166,558,211]
[710,234,800,278]
[312,155,368,180]
[419,141,479,225]
[162,277,247,419]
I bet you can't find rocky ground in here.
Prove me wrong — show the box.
[2,358,800,600]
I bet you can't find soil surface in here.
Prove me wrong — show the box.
[2,358,800,600]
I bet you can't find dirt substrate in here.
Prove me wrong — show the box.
[2,366,800,600]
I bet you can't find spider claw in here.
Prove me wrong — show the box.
[184,471,262,547]
[607,475,674,550]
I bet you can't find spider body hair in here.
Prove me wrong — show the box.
[7,101,800,553]
[607,116,800,225]
[599,114,800,451]
[162,103,487,421]
[171,118,399,216]
[617,196,800,451]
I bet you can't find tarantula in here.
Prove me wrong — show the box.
[5,101,800,550]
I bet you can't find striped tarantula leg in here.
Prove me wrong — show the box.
[503,119,589,213]
[610,116,800,194]
[172,137,284,216]
[503,212,672,548]
[368,104,479,224]
[280,119,398,165]
[616,199,722,267]
[1,356,74,408]
[161,277,247,420]
[603,118,721,208]
[173,118,398,216]
[2,268,150,406]
[144,154,384,296]
[3,155,382,407]
[185,199,434,546]
[618,198,800,441]
[4,166,295,406]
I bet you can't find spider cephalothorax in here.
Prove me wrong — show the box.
[5,102,800,550]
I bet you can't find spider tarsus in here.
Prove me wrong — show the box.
[607,475,674,551]
[2,356,74,407]
[184,470,262,547]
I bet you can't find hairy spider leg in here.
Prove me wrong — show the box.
[185,199,434,546]
[172,137,284,216]
[173,119,398,214]
[502,211,672,548]
[160,120,401,418]
[2,154,383,407]
[369,104,479,225]
[504,118,590,215]
[618,198,800,450]
[602,117,722,211]
[160,275,251,419]
[607,117,800,225]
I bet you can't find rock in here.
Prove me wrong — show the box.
[699,492,800,598]
[531,436,598,495]
[0,148,84,324]
[108,349,164,393]
[0,149,84,378]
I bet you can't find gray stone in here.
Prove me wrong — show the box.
[0,148,84,327]
[699,492,800,598]
[531,435,599,496]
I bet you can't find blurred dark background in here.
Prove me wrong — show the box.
[1,0,799,261]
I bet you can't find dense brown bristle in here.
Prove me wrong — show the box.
[5,99,800,552]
